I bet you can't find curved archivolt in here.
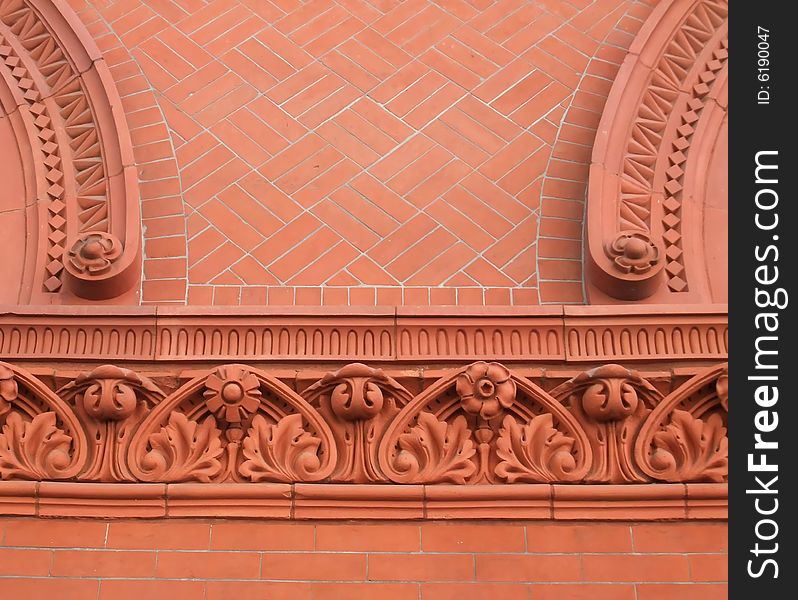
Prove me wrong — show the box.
[0,0,140,303]
[585,0,728,303]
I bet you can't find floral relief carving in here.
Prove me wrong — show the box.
[64,233,123,278]
[0,361,729,485]
[60,365,164,482]
[551,365,659,483]
[0,361,87,481]
[635,364,728,483]
[648,410,728,482]
[495,414,580,483]
[456,362,516,420]
[389,412,476,484]
[127,364,336,483]
[605,232,661,276]
[0,412,74,480]
[302,364,411,483]
[139,413,224,483]
[378,362,591,485]
[240,414,326,483]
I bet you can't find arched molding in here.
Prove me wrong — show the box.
[0,0,141,302]
[585,0,728,302]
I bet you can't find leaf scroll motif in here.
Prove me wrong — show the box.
[389,412,476,484]
[648,410,728,482]
[139,412,224,482]
[0,413,73,480]
[239,414,325,482]
[495,414,581,483]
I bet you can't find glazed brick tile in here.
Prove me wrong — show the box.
[261,552,366,581]
[51,549,156,578]
[0,578,99,600]
[632,524,728,553]
[531,584,637,600]
[689,554,729,582]
[368,553,474,582]
[206,581,312,600]
[316,524,420,552]
[156,550,261,579]
[106,521,210,550]
[2,519,107,548]
[635,584,729,600]
[0,548,52,576]
[98,579,205,600]
[420,583,528,600]
[211,522,315,551]
[311,582,419,600]
[476,554,582,582]
[421,524,525,553]
[582,554,690,582]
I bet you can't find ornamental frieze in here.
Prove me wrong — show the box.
[0,360,728,486]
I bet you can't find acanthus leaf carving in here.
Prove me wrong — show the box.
[378,361,591,485]
[139,412,223,483]
[239,413,325,483]
[128,364,336,483]
[0,361,87,480]
[495,414,580,483]
[648,410,728,482]
[390,412,476,484]
[635,363,728,482]
[0,412,73,480]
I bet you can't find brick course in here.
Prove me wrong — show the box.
[0,519,727,597]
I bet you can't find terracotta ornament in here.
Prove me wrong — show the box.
[586,0,728,302]
[0,360,729,486]
[0,0,140,302]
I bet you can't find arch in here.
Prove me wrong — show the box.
[584,0,728,302]
[0,0,141,302]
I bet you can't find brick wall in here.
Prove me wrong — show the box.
[68,0,657,306]
[0,519,727,599]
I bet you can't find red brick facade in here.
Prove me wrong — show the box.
[0,520,727,598]
[1,0,727,597]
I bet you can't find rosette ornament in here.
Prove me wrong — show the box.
[456,362,516,420]
[203,366,262,425]
[606,231,660,275]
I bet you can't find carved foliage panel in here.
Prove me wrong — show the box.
[0,360,728,485]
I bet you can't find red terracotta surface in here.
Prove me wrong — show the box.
[0,358,728,486]
[1,0,729,596]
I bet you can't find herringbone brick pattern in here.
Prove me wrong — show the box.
[76,0,654,305]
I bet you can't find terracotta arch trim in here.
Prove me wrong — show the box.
[585,0,728,301]
[0,0,140,301]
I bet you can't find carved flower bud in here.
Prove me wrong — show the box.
[582,378,639,422]
[83,379,138,421]
[331,379,384,421]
